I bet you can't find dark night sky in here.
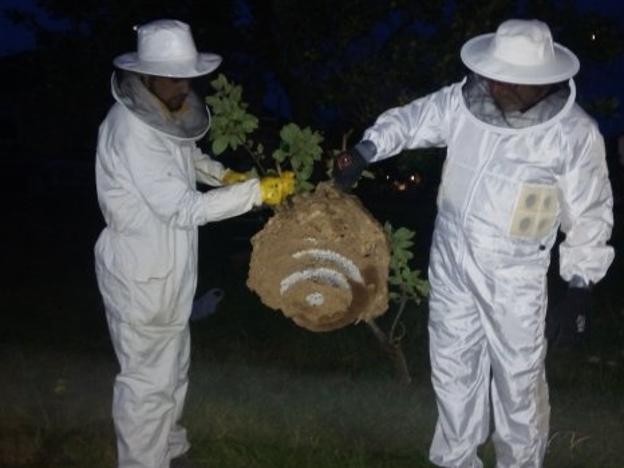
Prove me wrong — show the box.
[1,0,623,136]
[0,0,66,56]
[2,0,622,54]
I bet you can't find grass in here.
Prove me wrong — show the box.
[2,188,624,467]
[184,360,436,468]
[3,283,624,467]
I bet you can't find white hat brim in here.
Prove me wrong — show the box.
[113,52,222,78]
[460,33,579,85]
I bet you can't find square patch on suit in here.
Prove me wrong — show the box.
[509,183,558,239]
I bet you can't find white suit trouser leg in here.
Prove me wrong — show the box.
[106,315,191,468]
[428,232,550,468]
[428,273,490,468]
[486,266,550,468]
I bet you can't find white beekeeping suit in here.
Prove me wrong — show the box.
[338,19,614,468]
[94,20,267,468]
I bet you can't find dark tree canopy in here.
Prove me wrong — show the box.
[2,0,622,157]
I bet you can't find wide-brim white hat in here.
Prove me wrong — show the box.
[113,19,222,78]
[460,19,579,85]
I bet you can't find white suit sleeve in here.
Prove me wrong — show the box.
[192,146,226,186]
[558,124,614,285]
[122,129,261,229]
[362,84,455,162]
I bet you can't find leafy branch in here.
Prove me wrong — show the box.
[206,74,429,384]
[206,74,324,192]
[365,223,429,385]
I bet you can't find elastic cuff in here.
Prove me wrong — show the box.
[569,275,591,289]
[353,140,377,163]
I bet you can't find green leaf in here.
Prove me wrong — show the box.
[394,227,415,241]
[280,123,299,143]
[272,149,288,163]
[212,136,228,155]
[386,223,429,306]
[297,179,315,193]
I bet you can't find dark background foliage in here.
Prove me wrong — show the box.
[1,0,622,158]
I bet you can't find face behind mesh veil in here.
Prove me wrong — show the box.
[112,71,210,140]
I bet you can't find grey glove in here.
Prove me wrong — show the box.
[333,147,368,190]
[332,140,376,190]
[190,288,224,322]
[549,285,591,347]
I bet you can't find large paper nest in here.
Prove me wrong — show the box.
[247,182,390,332]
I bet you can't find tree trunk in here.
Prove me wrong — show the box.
[365,319,412,385]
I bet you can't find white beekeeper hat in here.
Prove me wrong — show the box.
[460,19,579,85]
[113,19,222,78]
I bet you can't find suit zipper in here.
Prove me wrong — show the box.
[461,134,500,227]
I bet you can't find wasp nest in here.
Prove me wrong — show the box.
[247,182,390,332]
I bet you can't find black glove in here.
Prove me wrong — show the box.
[333,147,368,190]
[548,286,591,348]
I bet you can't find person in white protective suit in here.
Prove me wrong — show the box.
[94,19,294,468]
[333,19,614,468]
